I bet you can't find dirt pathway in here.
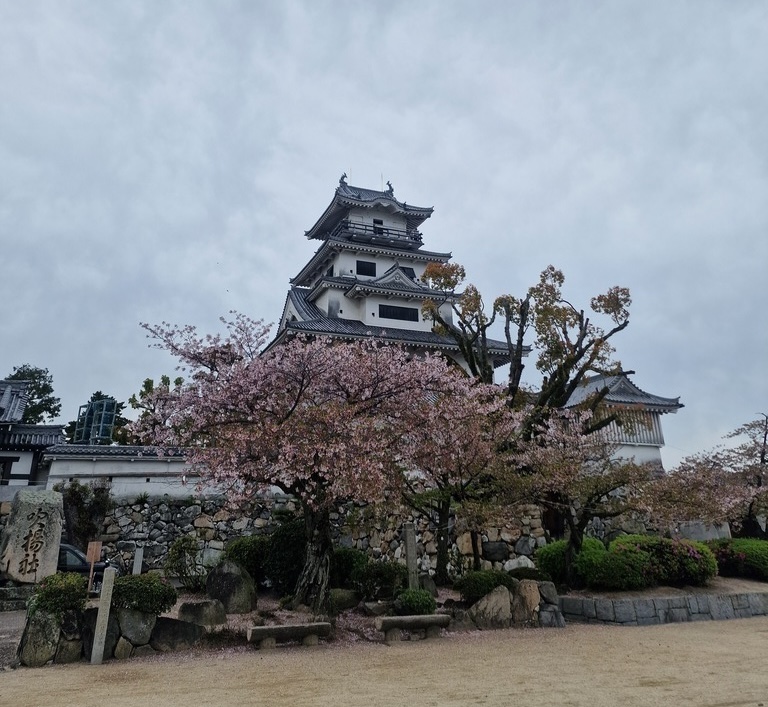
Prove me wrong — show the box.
[2,617,768,707]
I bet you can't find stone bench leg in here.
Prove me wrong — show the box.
[425,625,442,639]
[384,628,401,644]
[302,634,319,647]
[258,637,277,650]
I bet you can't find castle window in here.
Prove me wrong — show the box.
[356,260,376,277]
[379,304,419,322]
[373,218,384,235]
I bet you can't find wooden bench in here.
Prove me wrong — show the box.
[247,622,332,649]
[374,614,451,644]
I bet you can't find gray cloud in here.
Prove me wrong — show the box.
[1,1,766,466]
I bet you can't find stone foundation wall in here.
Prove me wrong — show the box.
[559,591,768,625]
[98,496,546,576]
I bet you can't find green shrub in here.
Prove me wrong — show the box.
[351,560,408,600]
[534,540,568,585]
[610,535,717,586]
[708,538,768,580]
[395,588,436,615]
[534,538,606,587]
[30,572,88,620]
[330,547,369,589]
[224,535,271,586]
[585,546,654,591]
[164,535,207,592]
[453,570,517,605]
[508,567,551,582]
[264,517,306,595]
[573,539,608,583]
[112,573,178,615]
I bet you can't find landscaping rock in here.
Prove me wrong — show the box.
[18,610,60,667]
[511,579,541,626]
[205,559,257,614]
[538,604,566,628]
[504,555,535,571]
[114,636,134,660]
[55,637,83,663]
[178,599,227,627]
[538,581,559,606]
[150,617,203,652]
[117,608,157,645]
[419,573,438,598]
[468,586,514,629]
[330,589,359,612]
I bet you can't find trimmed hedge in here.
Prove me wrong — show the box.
[610,535,717,587]
[112,573,178,615]
[30,572,88,620]
[708,538,768,581]
[395,588,436,615]
[534,538,606,587]
[584,545,653,590]
[453,570,518,605]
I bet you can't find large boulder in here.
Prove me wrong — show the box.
[205,559,256,614]
[177,599,227,627]
[17,610,60,667]
[150,617,203,652]
[0,490,63,584]
[511,579,540,626]
[117,608,157,646]
[467,586,514,629]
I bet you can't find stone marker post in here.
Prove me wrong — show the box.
[91,567,117,665]
[0,489,63,584]
[403,522,419,590]
[132,546,144,575]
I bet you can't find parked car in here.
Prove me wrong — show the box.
[57,543,111,592]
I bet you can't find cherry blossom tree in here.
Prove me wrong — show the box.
[651,415,768,538]
[400,380,522,582]
[505,410,655,585]
[132,312,461,614]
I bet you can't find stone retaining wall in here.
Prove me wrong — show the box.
[97,496,546,575]
[559,591,768,625]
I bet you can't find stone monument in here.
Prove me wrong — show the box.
[0,489,63,584]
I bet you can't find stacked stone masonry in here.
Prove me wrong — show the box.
[559,592,768,625]
[65,496,546,574]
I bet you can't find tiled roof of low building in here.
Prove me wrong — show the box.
[0,424,65,449]
[565,373,683,413]
[44,444,186,459]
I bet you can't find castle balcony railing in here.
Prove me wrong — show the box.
[331,220,423,248]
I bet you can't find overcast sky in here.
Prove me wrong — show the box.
[1,1,766,468]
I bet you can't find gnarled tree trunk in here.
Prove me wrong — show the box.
[292,504,333,616]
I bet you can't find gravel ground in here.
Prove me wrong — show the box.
[2,578,768,706]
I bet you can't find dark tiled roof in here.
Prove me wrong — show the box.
[0,424,65,449]
[565,374,683,413]
[305,179,434,241]
[0,380,30,422]
[44,444,186,459]
[271,288,512,364]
